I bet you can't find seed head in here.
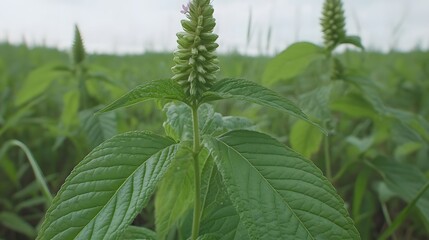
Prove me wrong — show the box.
[172,0,220,102]
[321,0,346,51]
[72,25,86,66]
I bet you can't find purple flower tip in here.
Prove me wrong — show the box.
[180,2,190,14]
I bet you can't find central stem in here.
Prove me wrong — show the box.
[191,104,202,240]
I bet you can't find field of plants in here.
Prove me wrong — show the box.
[1,0,429,239]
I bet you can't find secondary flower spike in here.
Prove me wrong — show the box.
[172,0,220,102]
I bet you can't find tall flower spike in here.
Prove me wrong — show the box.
[321,0,346,51]
[172,0,220,103]
[72,25,86,66]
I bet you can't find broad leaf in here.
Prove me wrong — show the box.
[262,42,325,85]
[37,131,180,240]
[99,79,187,113]
[80,106,117,148]
[121,226,157,240]
[201,78,323,132]
[299,83,336,120]
[204,130,359,239]
[368,158,429,224]
[199,157,250,240]
[155,147,194,239]
[290,120,323,158]
[61,89,80,129]
[15,64,65,106]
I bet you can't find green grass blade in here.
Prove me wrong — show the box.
[378,182,429,240]
[0,140,52,202]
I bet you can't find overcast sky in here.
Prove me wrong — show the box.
[0,0,428,55]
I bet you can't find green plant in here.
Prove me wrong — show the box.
[0,140,52,239]
[260,0,429,238]
[35,1,358,239]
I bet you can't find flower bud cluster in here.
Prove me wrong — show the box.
[72,25,86,66]
[172,0,220,102]
[321,0,346,51]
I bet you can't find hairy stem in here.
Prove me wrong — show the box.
[191,104,202,240]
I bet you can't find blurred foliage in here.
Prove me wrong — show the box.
[0,40,428,239]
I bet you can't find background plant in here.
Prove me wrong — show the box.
[260,0,429,239]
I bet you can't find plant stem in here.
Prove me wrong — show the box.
[191,104,202,240]
[324,134,332,180]
[380,202,398,240]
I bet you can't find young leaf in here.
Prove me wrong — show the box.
[262,42,325,85]
[36,131,180,240]
[163,102,253,142]
[99,79,187,113]
[340,35,364,50]
[290,120,323,158]
[204,130,359,239]
[80,106,117,148]
[201,78,324,133]
[163,103,223,142]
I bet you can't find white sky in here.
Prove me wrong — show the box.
[0,0,428,55]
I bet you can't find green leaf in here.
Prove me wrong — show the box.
[299,84,335,120]
[163,102,254,142]
[290,120,323,158]
[61,89,80,129]
[121,226,157,240]
[352,169,370,220]
[340,35,364,50]
[37,131,180,240]
[0,211,36,238]
[262,42,325,85]
[155,147,194,239]
[367,158,429,224]
[201,78,324,133]
[221,116,254,131]
[163,102,223,142]
[80,106,117,148]
[199,158,250,240]
[15,64,65,106]
[99,79,187,113]
[204,130,359,239]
